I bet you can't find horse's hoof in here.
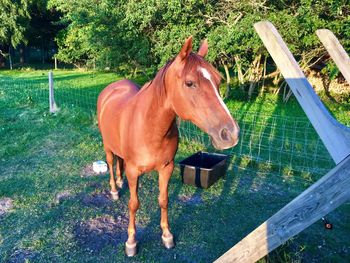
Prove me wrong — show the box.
[162,234,174,249]
[125,241,137,257]
[110,191,119,201]
[116,180,123,189]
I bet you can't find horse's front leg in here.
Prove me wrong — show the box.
[158,161,175,249]
[125,166,140,257]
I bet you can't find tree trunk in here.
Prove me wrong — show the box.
[322,76,336,102]
[223,63,231,98]
[0,56,4,67]
[259,55,267,96]
[248,54,262,99]
[273,71,281,86]
[19,44,25,64]
[9,46,13,70]
[0,47,5,68]
[234,55,244,86]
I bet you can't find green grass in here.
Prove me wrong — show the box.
[0,69,349,262]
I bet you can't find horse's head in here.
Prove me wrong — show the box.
[165,36,240,150]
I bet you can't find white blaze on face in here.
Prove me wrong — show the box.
[198,67,231,117]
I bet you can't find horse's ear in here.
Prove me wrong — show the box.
[177,36,193,61]
[198,39,208,57]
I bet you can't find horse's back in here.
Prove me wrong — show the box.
[97,80,139,155]
[97,79,139,124]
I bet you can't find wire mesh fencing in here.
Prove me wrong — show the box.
[178,112,335,183]
[0,73,339,185]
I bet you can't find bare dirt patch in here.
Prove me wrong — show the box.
[74,215,129,253]
[80,191,113,207]
[0,197,13,216]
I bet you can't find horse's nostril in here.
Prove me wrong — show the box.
[220,128,230,142]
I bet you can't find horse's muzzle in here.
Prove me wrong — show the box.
[209,125,240,150]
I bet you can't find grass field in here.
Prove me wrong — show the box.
[0,69,349,262]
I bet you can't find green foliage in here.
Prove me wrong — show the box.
[0,0,63,67]
[48,0,152,68]
[0,0,30,48]
[26,0,63,49]
[2,0,350,72]
[321,61,340,80]
[46,0,350,75]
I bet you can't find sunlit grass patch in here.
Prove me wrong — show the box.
[0,69,349,262]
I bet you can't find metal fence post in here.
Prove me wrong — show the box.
[49,71,59,113]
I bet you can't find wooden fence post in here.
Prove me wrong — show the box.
[49,71,59,113]
[215,21,350,263]
[316,29,350,85]
[253,21,350,164]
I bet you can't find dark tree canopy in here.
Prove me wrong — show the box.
[0,0,30,48]
[47,0,350,72]
[1,0,350,75]
[0,0,63,66]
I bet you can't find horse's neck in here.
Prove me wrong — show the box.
[134,81,176,138]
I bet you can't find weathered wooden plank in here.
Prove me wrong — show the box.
[316,29,350,85]
[215,154,350,263]
[254,21,350,164]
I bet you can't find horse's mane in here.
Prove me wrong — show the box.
[140,59,173,101]
[141,52,222,102]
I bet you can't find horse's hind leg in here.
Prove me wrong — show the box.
[116,156,124,189]
[105,148,119,200]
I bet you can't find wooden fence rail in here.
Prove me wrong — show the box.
[215,154,350,263]
[253,21,350,165]
[215,21,350,262]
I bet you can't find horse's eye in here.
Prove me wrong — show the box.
[185,80,195,88]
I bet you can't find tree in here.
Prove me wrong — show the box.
[0,0,30,67]
[48,0,152,69]
[26,0,63,64]
[49,0,350,91]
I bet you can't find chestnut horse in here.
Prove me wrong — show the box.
[97,37,239,256]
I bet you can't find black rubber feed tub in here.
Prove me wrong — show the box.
[179,151,228,189]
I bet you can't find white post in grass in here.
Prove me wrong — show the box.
[316,29,350,85]
[49,71,59,113]
[254,21,350,165]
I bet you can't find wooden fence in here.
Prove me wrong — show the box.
[215,21,350,263]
